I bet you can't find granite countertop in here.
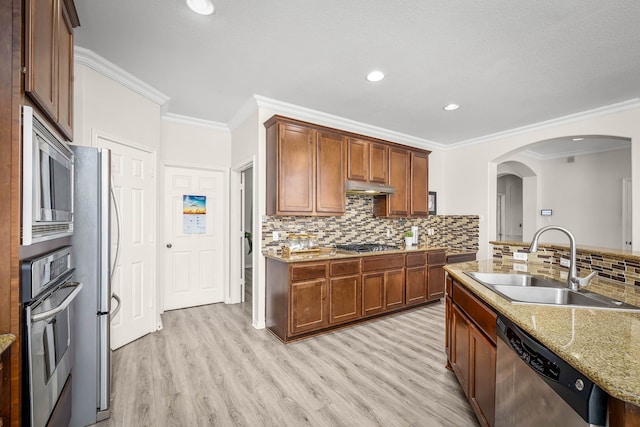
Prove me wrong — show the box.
[264,245,449,263]
[0,334,16,356]
[445,259,640,407]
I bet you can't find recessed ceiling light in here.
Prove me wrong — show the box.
[443,103,460,111]
[186,0,215,15]
[366,70,385,82]
[572,137,585,141]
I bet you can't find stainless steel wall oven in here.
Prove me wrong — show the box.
[22,246,83,427]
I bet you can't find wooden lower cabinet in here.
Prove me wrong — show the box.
[427,251,446,300]
[446,275,496,427]
[267,250,444,342]
[290,278,328,335]
[328,260,362,326]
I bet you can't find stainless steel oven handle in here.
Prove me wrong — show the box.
[111,292,122,318]
[31,282,83,323]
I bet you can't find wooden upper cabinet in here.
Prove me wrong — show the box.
[347,138,389,184]
[316,131,346,214]
[369,142,388,183]
[410,151,429,216]
[25,0,78,141]
[387,147,410,216]
[276,123,315,214]
[266,117,345,216]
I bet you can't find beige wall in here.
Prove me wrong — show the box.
[160,118,231,167]
[443,105,640,259]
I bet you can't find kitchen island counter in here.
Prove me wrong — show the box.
[445,259,640,407]
[0,334,15,355]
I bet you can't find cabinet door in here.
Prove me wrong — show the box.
[470,325,496,427]
[347,138,368,181]
[316,131,346,214]
[405,266,426,306]
[388,148,410,216]
[290,278,327,335]
[410,151,429,216]
[385,268,405,310]
[369,142,388,183]
[329,275,361,324]
[451,305,471,398]
[56,2,74,140]
[277,123,315,214]
[362,272,385,316]
[427,265,445,301]
[25,0,58,121]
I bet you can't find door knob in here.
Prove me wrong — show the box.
[166,243,172,248]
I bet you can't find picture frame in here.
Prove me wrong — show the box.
[428,191,437,215]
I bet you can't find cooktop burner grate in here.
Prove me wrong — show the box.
[336,243,400,253]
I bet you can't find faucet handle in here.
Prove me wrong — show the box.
[576,271,597,287]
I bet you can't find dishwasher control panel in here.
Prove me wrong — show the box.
[506,328,560,381]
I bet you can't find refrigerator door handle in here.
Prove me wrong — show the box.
[110,182,122,283]
[111,292,122,318]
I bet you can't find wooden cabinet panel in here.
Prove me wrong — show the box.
[427,265,445,301]
[25,0,76,140]
[290,278,327,335]
[405,266,427,305]
[362,254,404,272]
[56,2,73,139]
[316,131,346,214]
[329,275,361,324]
[329,259,360,276]
[387,148,410,216]
[385,269,405,310]
[346,138,368,181]
[406,252,427,268]
[362,272,385,316]
[470,325,496,427]
[26,0,57,120]
[369,142,388,183]
[452,281,497,343]
[452,304,471,398]
[291,262,327,282]
[410,151,429,216]
[277,123,315,214]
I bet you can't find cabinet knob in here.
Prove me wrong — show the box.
[166,243,172,248]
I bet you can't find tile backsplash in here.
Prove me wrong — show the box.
[262,194,479,252]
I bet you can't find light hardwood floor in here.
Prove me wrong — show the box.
[96,300,479,427]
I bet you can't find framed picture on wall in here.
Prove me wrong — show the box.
[428,191,437,215]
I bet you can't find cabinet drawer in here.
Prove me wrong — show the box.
[427,251,446,266]
[290,262,327,281]
[330,259,360,276]
[452,281,497,343]
[406,252,427,267]
[362,255,405,272]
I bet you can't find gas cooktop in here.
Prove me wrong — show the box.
[336,243,399,253]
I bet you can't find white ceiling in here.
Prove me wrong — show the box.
[73,0,640,146]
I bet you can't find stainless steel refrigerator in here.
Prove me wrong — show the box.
[70,146,121,426]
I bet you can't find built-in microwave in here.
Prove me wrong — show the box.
[22,106,74,245]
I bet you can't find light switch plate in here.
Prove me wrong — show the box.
[513,263,528,272]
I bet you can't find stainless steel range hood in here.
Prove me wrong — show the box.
[345,180,396,195]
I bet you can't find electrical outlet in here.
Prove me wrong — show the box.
[559,257,570,268]
[272,231,279,241]
[386,229,391,238]
[513,252,528,261]
[513,263,527,272]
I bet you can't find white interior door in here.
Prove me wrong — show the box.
[97,136,156,350]
[163,166,225,310]
[623,178,632,250]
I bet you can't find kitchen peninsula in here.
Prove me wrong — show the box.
[445,254,640,426]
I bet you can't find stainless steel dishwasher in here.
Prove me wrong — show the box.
[495,315,608,427]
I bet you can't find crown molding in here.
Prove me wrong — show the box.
[162,113,229,132]
[74,46,170,106]
[520,143,631,161]
[254,95,445,151]
[447,98,640,151]
[227,96,259,132]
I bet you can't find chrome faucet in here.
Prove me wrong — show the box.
[528,225,596,291]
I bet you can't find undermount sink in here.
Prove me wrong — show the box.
[465,272,566,288]
[464,272,640,312]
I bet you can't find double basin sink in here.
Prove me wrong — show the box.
[464,272,640,311]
